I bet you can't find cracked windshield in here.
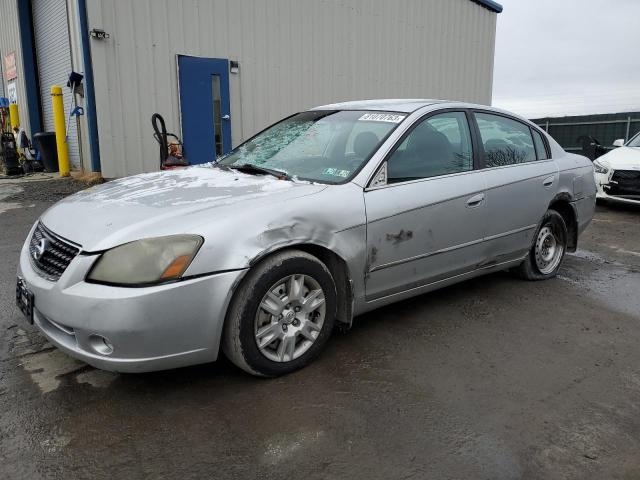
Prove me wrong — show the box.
[217,110,406,183]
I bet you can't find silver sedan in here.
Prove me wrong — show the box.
[16,100,596,376]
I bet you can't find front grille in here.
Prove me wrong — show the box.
[606,169,640,197]
[612,170,640,181]
[29,222,80,281]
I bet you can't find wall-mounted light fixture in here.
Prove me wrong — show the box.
[89,29,110,40]
[230,61,239,74]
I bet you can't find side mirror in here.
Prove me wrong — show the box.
[612,139,625,147]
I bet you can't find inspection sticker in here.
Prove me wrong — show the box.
[358,113,405,123]
[323,168,351,178]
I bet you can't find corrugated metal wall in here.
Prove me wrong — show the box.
[0,0,30,134]
[0,57,4,97]
[85,0,497,178]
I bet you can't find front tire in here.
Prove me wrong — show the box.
[222,250,337,377]
[513,209,568,280]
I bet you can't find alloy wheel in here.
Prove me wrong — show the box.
[254,274,326,362]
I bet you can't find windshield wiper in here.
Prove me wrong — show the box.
[230,163,290,180]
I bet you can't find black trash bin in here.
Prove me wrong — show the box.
[33,132,58,172]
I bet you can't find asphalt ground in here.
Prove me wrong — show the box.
[1,177,639,479]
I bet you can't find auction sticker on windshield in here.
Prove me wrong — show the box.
[358,113,406,123]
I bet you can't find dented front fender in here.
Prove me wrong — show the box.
[183,182,368,302]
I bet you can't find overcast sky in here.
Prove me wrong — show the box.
[492,0,640,119]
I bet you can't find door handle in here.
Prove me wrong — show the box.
[466,193,485,208]
[222,114,230,120]
[543,176,554,188]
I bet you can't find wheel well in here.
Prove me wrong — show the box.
[549,199,578,252]
[252,245,354,328]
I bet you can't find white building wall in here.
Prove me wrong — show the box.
[0,0,30,135]
[85,0,497,178]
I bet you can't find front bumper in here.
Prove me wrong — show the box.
[17,230,246,373]
[595,170,640,205]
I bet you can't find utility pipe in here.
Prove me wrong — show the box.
[9,103,20,130]
[51,85,70,177]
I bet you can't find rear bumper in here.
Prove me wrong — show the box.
[571,194,596,236]
[18,230,246,373]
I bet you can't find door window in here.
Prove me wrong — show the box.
[212,75,224,157]
[475,113,536,167]
[387,112,473,183]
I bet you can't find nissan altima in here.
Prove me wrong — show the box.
[16,100,596,376]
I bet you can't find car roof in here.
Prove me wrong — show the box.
[310,99,447,113]
[310,99,536,125]
[309,98,512,114]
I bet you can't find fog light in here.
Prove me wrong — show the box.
[88,334,114,356]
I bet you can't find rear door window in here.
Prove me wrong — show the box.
[475,112,537,167]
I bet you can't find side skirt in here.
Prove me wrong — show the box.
[355,257,525,315]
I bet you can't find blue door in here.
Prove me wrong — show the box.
[178,55,232,164]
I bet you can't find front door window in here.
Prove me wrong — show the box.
[386,111,473,183]
[212,75,223,157]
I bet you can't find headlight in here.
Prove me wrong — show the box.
[87,235,203,286]
[593,159,610,174]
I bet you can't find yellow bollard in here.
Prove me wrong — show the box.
[9,103,19,130]
[51,85,70,177]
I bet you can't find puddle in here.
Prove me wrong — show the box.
[19,348,117,392]
[262,431,325,466]
[19,349,86,394]
[562,250,640,318]
[610,246,640,258]
[12,321,117,392]
[41,434,71,453]
[0,184,25,214]
[76,369,117,388]
[456,432,522,478]
[0,201,26,214]
[570,249,610,264]
[0,183,22,199]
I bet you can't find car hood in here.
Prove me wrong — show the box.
[40,165,326,252]
[598,146,640,169]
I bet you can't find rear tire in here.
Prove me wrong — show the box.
[513,209,568,281]
[222,250,336,377]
